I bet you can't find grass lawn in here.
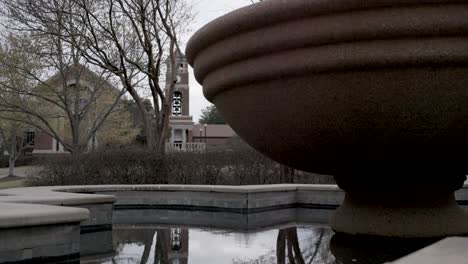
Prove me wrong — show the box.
[0,176,25,189]
[0,165,40,189]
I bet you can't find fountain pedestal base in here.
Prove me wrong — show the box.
[331,188,468,237]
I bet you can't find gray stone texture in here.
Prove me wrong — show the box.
[0,223,80,263]
[186,0,468,237]
[0,202,88,229]
[247,191,296,209]
[105,190,248,209]
[296,190,344,205]
[78,203,113,227]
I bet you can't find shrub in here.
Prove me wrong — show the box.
[26,147,336,186]
[26,148,164,186]
[0,155,34,168]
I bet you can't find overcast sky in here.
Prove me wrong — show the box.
[186,0,254,122]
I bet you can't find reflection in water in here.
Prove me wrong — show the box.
[104,228,189,264]
[85,225,432,264]
[87,226,338,264]
[275,227,336,264]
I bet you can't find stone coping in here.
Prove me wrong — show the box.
[0,183,466,229]
[55,183,341,193]
[0,184,340,228]
[0,184,467,264]
[0,186,115,206]
[0,202,88,229]
[0,186,115,229]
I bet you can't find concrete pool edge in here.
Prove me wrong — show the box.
[0,184,467,263]
[0,184,345,263]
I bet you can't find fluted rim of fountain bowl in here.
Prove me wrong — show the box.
[185,0,468,65]
[199,38,468,101]
[189,4,468,84]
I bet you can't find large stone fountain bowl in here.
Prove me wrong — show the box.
[187,0,468,237]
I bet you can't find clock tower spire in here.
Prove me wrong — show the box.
[166,51,196,150]
[167,51,190,117]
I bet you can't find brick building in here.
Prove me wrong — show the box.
[27,65,123,154]
[4,55,236,155]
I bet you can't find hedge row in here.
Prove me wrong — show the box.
[26,148,335,186]
[0,155,34,168]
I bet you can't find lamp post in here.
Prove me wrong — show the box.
[204,124,207,143]
[199,128,202,143]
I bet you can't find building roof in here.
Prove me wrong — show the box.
[45,63,118,93]
[192,124,236,138]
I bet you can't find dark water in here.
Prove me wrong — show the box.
[82,225,336,264]
[77,208,440,264]
[80,224,436,264]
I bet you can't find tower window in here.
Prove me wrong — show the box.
[172,91,182,116]
[25,131,35,146]
[179,64,184,69]
[79,98,88,110]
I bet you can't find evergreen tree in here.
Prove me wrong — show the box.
[199,105,226,124]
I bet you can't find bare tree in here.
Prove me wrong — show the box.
[0,24,126,155]
[0,120,32,177]
[277,227,306,264]
[6,0,193,153]
[73,0,191,153]
[0,36,36,175]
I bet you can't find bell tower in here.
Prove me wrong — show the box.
[166,52,194,148]
[167,52,190,116]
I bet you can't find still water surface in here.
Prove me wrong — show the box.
[83,225,337,264]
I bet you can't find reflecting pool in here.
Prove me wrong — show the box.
[80,208,439,264]
[82,225,336,264]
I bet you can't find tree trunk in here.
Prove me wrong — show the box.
[277,229,286,264]
[8,130,17,177]
[155,229,169,264]
[144,117,158,152]
[91,133,97,151]
[154,39,177,156]
[287,227,305,264]
[70,117,82,155]
[139,230,156,264]
[309,230,324,263]
[8,158,15,177]
[156,125,167,155]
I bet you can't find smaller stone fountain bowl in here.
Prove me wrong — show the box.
[186,0,468,237]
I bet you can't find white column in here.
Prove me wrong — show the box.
[183,129,188,151]
[51,138,57,152]
[182,129,187,144]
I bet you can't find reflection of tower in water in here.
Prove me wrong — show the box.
[163,228,189,264]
